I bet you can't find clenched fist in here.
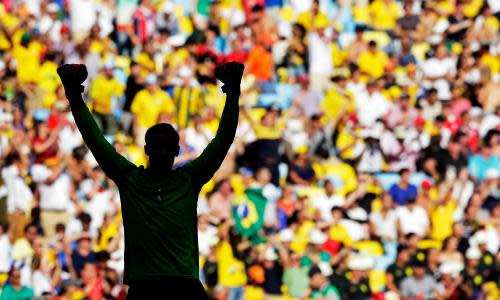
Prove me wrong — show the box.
[57,64,88,95]
[215,62,244,94]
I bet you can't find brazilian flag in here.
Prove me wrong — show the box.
[232,188,267,238]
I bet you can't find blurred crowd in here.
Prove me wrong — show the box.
[0,0,499,299]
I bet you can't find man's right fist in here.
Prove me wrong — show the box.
[57,64,88,94]
[215,62,244,90]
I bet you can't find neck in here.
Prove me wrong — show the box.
[147,163,173,179]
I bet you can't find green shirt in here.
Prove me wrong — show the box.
[0,285,34,300]
[282,266,310,298]
[310,284,341,300]
[70,90,239,284]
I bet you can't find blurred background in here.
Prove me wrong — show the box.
[0,0,498,299]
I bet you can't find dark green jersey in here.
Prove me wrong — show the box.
[69,90,239,284]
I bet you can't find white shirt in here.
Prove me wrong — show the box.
[2,165,33,214]
[38,15,62,43]
[340,219,367,241]
[396,205,429,237]
[422,58,456,100]
[58,123,82,155]
[0,234,11,273]
[79,179,116,232]
[451,180,474,221]
[31,270,52,296]
[370,210,398,240]
[358,148,385,173]
[312,193,345,222]
[356,91,392,127]
[198,225,218,257]
[185,127,214,153]
[308,32,333,75]
[488,0,500,13]
[31,165,74,212]
[70,0,97,34]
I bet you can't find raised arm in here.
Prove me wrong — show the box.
[187,62,244,185]
[57,64,135,182]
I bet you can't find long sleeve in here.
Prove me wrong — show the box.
[186,91,239,186]
[67,92,136,182]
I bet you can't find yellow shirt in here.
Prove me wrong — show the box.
[296,11,329,31]
[352,4,370,25]
[321,88,355,120]
[172,86,205,128]
[131,89,175,128]
[244,286,265,300]
[0,13,20,50]
[480,53,500,76]
[464,0,484,18]
[37,61,60,96]
[89,75,125,114]
[135,52,156,74]
[329,224,352,246]
[13,41,43,84]
[331,42,346,67]
[291,220,315,255]
[216,241,247,287]
[369,0,400,30]
[358,50,389,79]
[430,200,456,241]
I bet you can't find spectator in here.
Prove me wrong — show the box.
[0,267,34,300]
[400,260,438,300]
[389,169,418,206]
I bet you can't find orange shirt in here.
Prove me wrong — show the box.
[246,45,273,82]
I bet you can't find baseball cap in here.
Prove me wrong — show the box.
[145,74,158,85]
[47,3,59,13]
[465,247,481,260]
[309,229,327,245]
[279,228,294,243]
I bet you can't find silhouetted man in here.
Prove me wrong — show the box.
[57,62,244,299]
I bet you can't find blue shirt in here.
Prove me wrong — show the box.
[468,154,500,181]
[389,183,418,205]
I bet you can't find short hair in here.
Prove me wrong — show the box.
[251,4,264,13]
[145,123,179,146]
[399,168,410,176]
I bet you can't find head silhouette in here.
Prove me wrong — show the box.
[144,123,180,170]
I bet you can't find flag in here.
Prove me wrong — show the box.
[232,188,267,238]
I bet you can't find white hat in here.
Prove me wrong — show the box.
[279,228,295,243]
[439,262,464,276]
[145,74,158,85]
[474,231,488,244]
[348,254,374,270]
[264,247,278,261]
[439,262,455,274]
[161,2,175,14]
[470,107,483,117]
[178,66,193,78]
[466,247,481,260]
[47,3,59,13]
[309,229,327,245]
[168,34,186,47]
[318,262,333,276]
[102,60,115,70]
